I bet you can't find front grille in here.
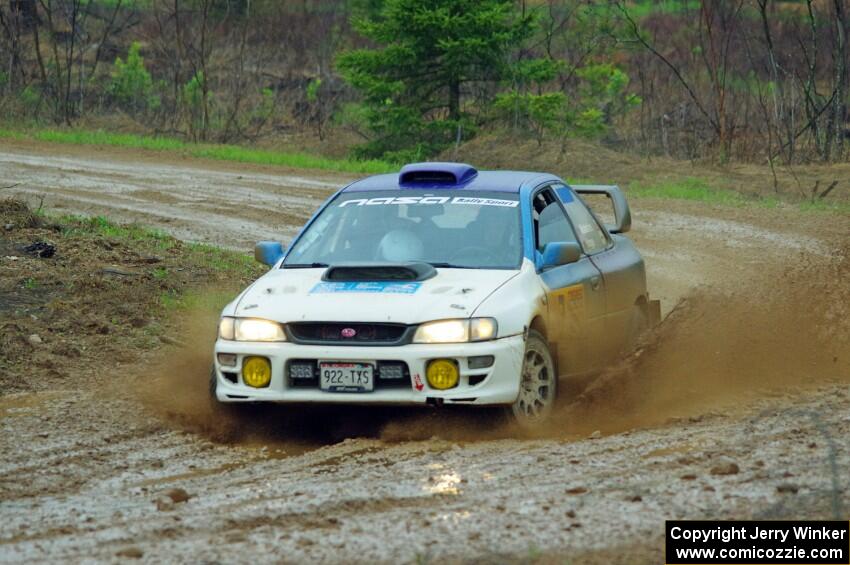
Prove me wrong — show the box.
[287,322,411,346]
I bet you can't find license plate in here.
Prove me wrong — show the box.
[319,362,374,392]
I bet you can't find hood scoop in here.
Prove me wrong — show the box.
[322,262,437,282]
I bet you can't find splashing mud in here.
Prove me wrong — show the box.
[551,251,850,438]
[134,251,849,449]
[132,304,456,452]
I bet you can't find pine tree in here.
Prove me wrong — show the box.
[337,0,534,160]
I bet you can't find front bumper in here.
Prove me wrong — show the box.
[212,334,526,406]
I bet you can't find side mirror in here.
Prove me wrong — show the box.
[254,241,284,266]
[540,242,582,270]
[573,185,632,234]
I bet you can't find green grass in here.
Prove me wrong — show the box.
[628,177,750,205]
[798,200,850,214]
[79,0,151,7]
[190,144,395,174]
[625,0,700,18]
[626,177,848,213]
[185,241,258,278]
[0,127,25,140]
[1,127,397,175]
[61,214,176,251]
[57,213,262,309]
[160,288,239,312]
[36,129,184,151]
[58,213,261,277]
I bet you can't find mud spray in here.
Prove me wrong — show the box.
[135,249,850,451]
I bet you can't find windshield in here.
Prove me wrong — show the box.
[283,190,522,269]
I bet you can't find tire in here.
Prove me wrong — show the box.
[208,365,219,401]
[510,330,558,428]
[208,365,248,417]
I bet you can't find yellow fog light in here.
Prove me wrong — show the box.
[242,356,271,388]
[426,359,459,390]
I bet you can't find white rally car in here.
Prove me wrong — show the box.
[212,163,657,426]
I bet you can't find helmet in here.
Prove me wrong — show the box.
[378,230,424,262]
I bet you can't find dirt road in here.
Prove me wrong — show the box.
[1,142,848,564]
[0,142,344,249]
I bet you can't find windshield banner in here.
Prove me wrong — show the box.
[339,196,519,208]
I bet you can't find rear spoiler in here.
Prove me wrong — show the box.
[572,185,631,234]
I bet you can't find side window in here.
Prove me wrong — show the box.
[532,188,577,253]
[558,187,609,254]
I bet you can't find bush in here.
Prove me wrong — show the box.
[110,42,159,114]
[20,85,41,115]
[182,71,209,139]
[495,62,640,147]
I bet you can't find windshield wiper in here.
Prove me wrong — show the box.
[428,262,474,269]
[282,262,328,269]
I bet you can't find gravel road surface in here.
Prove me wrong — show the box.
[1,142,847,564]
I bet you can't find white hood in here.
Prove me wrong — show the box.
[234,267,519,324]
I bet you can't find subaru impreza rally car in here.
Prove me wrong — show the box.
[212,162,658,427]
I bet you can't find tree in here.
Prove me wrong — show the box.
[615,0,746,162]
[110,42,158,115]
[494,61,639,152]
[337,0,535,160]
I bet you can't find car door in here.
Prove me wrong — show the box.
[531,185,606,376]
[555,184,646,363]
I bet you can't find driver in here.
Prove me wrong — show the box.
[465,206,516,266]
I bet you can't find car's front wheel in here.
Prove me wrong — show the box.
[208,366,250,418]
[510,330,558,428]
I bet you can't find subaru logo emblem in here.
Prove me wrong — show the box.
[341,327,356,338]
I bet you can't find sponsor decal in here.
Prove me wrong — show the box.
[450,196,518,207]
[413,373,424,391]
[550,284,584,313]
[550,284,585,338]
[309,282,422,294]
[564,284,584,309]
[339,196,519,208]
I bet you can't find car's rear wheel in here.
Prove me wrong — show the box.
[510,330,557,428]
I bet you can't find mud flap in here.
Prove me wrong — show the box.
[648,299,661,327]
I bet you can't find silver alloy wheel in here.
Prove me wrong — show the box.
[511,331,557,427]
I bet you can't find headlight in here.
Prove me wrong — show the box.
[413,318,497,343]
[219,317,235,340]
[218,317,287,342]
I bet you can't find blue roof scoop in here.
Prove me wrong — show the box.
[398,162,478,188]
